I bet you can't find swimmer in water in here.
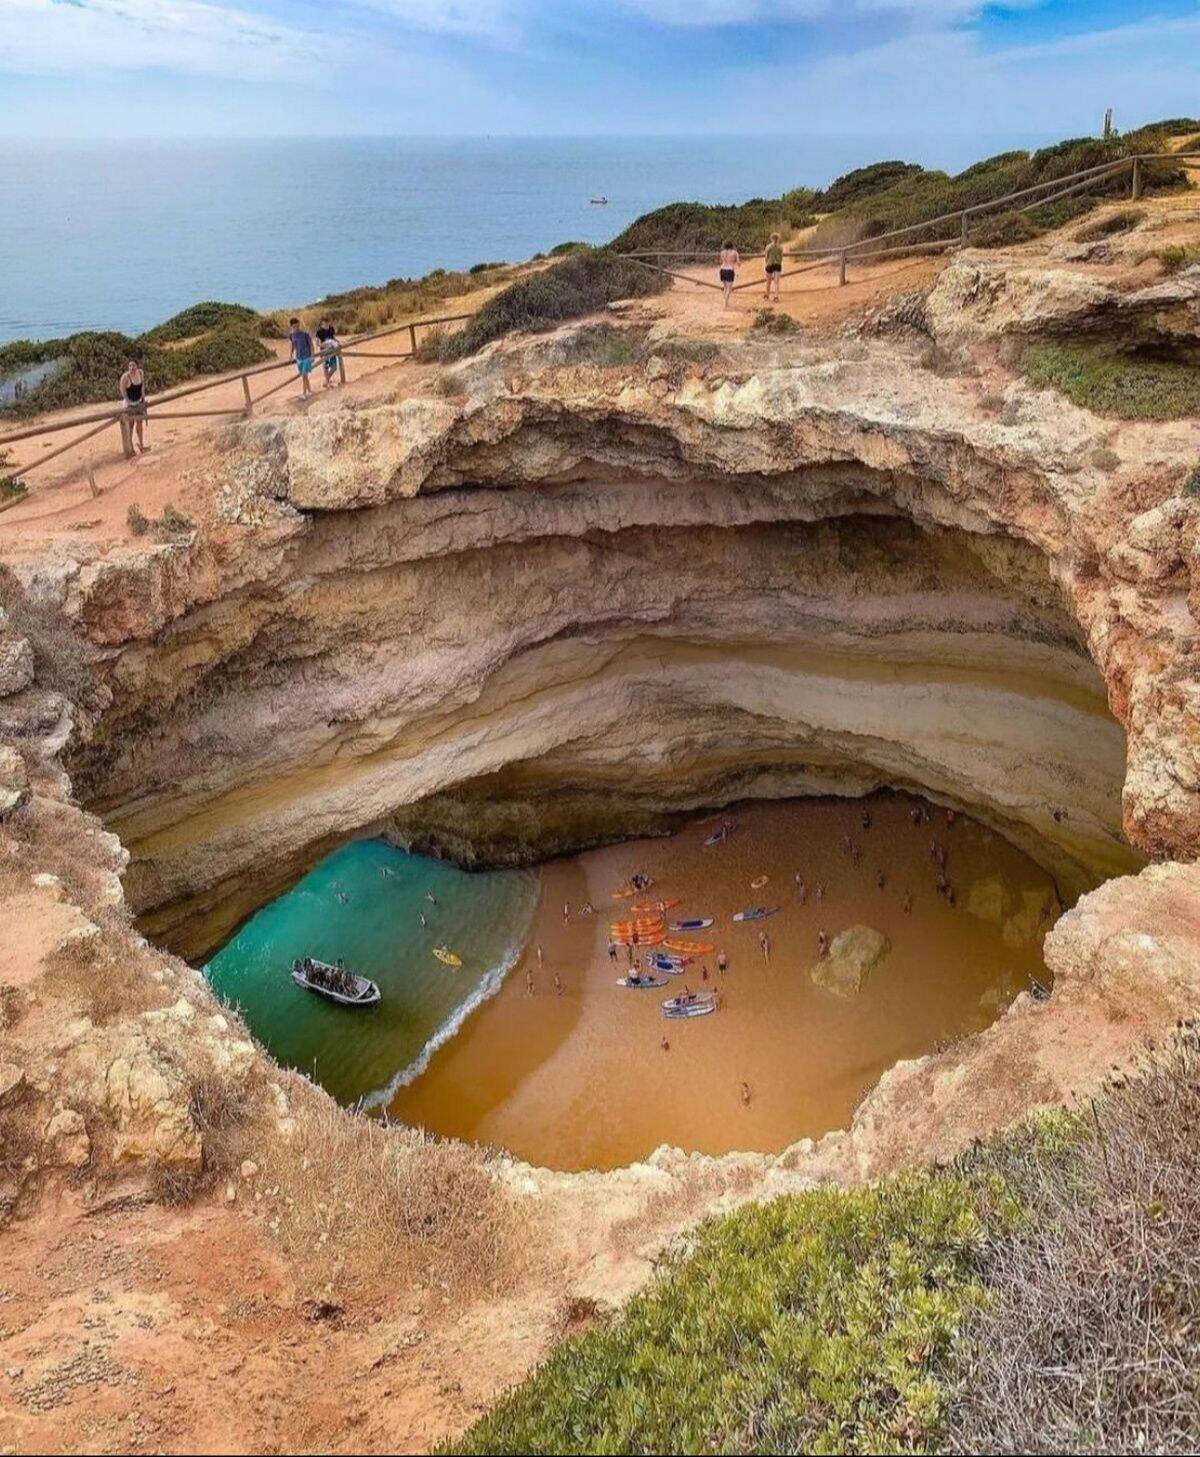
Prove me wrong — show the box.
[425,891,437,905]
[419,913,427,928]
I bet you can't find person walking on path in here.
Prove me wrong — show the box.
[718,241,740,308]
[316,318,342,389]
[288,317,315,396]
[764,233,783,303]
[119,357,149,454]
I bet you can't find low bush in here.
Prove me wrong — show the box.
[439,249,668,360]
[751,307,801,335]
[138,301,266,344]
[1157,244,1200,273]
[1073,208,1144,242]
[967,209,1041,248]
[1182,465,1200,498]
[1023,342,1200,420]
[610,190,815,256]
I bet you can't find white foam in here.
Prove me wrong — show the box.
[359,937,525,1111]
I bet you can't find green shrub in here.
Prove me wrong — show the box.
[968,209,1042,248]
[610,192,811,257]
[468,261,506,275]
[138,301,265,344]
[126,503,149,536]
[548,241,588,257]
[817,160,926,210]
[440,249,668,360]
[449,1171,986,1455]
[1024,342,1200,419]
[158,503,194,536]
[0,475,27,505]
[1182,465,1200,498]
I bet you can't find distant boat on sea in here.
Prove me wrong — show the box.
[590,195,609,205]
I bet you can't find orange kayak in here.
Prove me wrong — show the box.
[612,928,666,947]
[612,886,640,900]
[662,938,716,955]
[633,897,682,915]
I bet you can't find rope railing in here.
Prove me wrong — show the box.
[620,150,1199,291]
[0,308,476,490]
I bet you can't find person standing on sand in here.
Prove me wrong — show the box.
[119,357,149,454]
[536,944,544,968]
[317,319,342,389]
[717,949,728,974]
[554,971,564,996]
[608,940,618,962]
[526,967,535,995]
[288,317,315,396]
[764,232,783,303]
[718,241,740,308]
[758,930,770,961]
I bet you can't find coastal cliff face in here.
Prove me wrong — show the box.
[2,227,1200,1447]
[31,315,1193,960]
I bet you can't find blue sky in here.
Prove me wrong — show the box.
[0,1,1196,138]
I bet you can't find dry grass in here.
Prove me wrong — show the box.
[949,1028,1200,1454]
[41,929,163,1025]
[263,1094,523,1301]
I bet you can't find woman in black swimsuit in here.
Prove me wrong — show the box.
[119,357,148,454]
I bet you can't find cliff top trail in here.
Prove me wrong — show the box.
[2,171,1200,1453]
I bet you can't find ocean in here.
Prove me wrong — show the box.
[204,837,538,1109]
[0,133,1048,345]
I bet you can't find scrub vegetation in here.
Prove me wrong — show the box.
[436,248,669,360]
[451,1029,1200,1456]
[1023,342,1200,420]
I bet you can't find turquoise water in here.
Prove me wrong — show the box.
[204,838,538,1107]
[0,133,1049,344]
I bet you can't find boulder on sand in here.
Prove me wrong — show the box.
[810,925,891,998]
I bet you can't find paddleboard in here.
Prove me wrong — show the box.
[669,917,713,932]
[432,947,463,967]
[732,906,780,923]
[662,994,717,1019]
[750,875,769,890]
[617,975,669,989]
[646,954,685,975]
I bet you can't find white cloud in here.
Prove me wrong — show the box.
[0,0,335,79]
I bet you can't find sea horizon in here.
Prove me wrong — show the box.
[1,130,1054,346]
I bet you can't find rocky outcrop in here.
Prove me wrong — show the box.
[810,925,891,997]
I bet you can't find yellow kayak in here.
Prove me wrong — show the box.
[432,947,463,968]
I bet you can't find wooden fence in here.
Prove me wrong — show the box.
[619,150,1198,293]
[0,310,474,495]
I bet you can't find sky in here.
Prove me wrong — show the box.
[0,0,1196,138]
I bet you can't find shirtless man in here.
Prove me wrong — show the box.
[718,240,740,308]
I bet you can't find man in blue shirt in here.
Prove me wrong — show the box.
[288,317,315,396]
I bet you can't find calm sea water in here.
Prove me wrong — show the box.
[204,837,538,1108]
[0,133,1047,344]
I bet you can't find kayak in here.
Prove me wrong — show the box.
[634,897,682,914]
[732,907,780,923]
[669,917,713,932]
[662,993,717,1019]
[750,875,769,890]
[617,975,670,989]
[432,947,463,967]
[702,824,735,847]
[662,937,716,955]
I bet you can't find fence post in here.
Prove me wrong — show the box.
[408,323,418,356]
[961,209,970,243]
[338,353,347,386]
[838,251,847,287]
[241,375,253,416]
[1131,157,1143,200]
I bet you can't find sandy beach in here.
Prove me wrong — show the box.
[389,792,1059,1170]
